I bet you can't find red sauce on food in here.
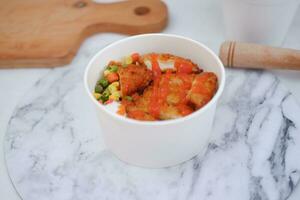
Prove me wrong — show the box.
[148,58,195,119]
[151,55,161,78]
[191,73,212,95]
[176,74,191,101]
[129,110,147,120]
[159,69,172,101]
[174,74,193,115]
[148,56,162,118]
[175,59,194,74]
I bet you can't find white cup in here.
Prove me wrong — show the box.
[84,34,225,168]
[222,0,300,46]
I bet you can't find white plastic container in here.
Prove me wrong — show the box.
[84,34,225,168]
[222,0,300,46]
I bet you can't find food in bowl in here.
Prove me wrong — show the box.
[85,34,225,167]
[93,52,218,121]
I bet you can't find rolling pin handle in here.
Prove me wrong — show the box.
[219,41,300,71]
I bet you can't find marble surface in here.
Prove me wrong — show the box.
[2,0,300,200]
[4,65,300,200]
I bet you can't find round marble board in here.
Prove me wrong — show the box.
[4,43,300,200]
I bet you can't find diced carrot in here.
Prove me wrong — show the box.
[104,99,113,105]
[106,72,119,83]
[131,53,140,62]
[117,104,126,115]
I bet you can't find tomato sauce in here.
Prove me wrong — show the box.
[148,56,162,118]
[174,74,193,115]
[191,73,213,95]
[159,69,172,101]
[175,59,194,74]
[148,57,195,118]
[129,110,146,119]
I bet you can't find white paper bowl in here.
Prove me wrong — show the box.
[84,34,225,168]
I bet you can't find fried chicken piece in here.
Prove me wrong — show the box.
[124,72,218,121]
[187,72,218,109]
[159,104,183,120]
[159,74,195,119]
[118,64,153,96]
[126,96,184,121]
[125,86,155,121]
[165,74,194,105]
[125,73,196,121]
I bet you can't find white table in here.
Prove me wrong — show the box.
[1,0,300,199]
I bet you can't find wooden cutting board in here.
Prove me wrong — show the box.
[0,0,168,68]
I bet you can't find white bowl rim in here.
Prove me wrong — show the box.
[84,33,225,126]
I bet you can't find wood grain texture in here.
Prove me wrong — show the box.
[219,41,300,71]
[0,0,168,68]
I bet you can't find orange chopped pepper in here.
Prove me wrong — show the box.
[117,104,126,115]
[131,53,140,62]
[106,72,119,83]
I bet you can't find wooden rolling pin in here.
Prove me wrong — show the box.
[219,41,300,70]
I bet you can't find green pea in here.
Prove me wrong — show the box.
[102,89,110,98]
[98,78,109,88]
[109,65,119,72]
[100,90,110,102]
[95,85,103,93]
[124,96,133,101]
[100,95,109,103]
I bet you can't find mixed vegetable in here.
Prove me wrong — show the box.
[93,53,140,104]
